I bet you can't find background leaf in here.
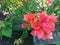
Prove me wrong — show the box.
[56,42,60,45]
[2,28,12,38]
[0,21,5,27]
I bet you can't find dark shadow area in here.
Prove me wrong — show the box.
[0,30,34,45]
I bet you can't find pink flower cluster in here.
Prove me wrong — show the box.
[22,11,58,40]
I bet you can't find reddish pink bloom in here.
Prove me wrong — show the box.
[31,29,46,40]
[43,28,51,34]
[30,29,41,36]
[43,22,55,31]
[49,22,55,31]
[23,11,57,40]
[47,14,58,23]
[47,0,53,6]
[37,30,46,40]
[46,32,53,39]
[23,14,36,22]
[38,11,48,22]
[30,29,37,36]
[21,23,28,28]
[33,17,38,22]
[31,22,42,29]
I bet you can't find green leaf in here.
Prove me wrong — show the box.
[21,30,28,39]
[0,21,5,27]
[56,42,60,45]
[2,28,12,38]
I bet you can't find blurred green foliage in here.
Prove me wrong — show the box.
[56,42,60,45]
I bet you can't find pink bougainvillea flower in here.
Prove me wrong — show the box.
[30,29,40,36]
[23,14,36,22]
[21,23,28,28]
[31,29,46,40]
[47,14,58,23]
[22,11,58,40]
[31,22,42,29]
[38,11,48,22]
[43,22,55,31]
[43,28,51,34]
[33,17,38,22]
[49,22,55,31]
[30,29,38,36]
[37,29,46,40]
[46,32,53,39]
[47,0,53,6]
